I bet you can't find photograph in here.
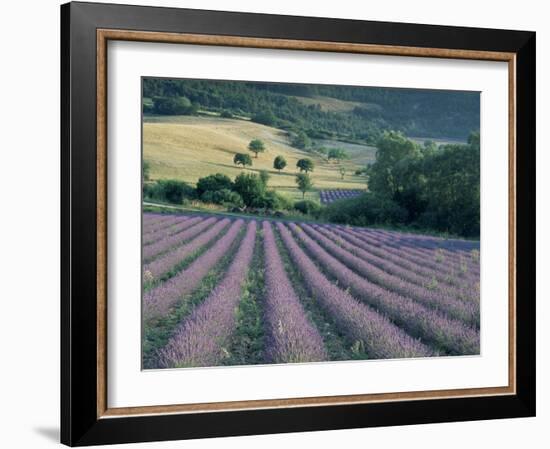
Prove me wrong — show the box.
[141,78,481,369]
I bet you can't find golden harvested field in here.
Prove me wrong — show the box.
[143,116,368,201]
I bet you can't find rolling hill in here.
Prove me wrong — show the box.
[143,115,371,201]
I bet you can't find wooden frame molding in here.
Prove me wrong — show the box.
[96,28,517,419]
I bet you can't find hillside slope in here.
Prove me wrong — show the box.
[143,116,370,201]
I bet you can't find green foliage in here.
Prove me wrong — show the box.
[361,130,480,237]
[259,170,270,187]
[291,131,311,149]
[368,131,422,197]
[296,158,314,173]
[143,77,479,142]
[201,189,244,207]
[144,179,196,204]
[196,173,234,196]
[316,146,328,156]
[261,191,293,210]
[233,153,253,167]
[294,200,322,218]
[248,139,266,158]
[233,173,266,207]
[323,192,407,226]
[273,155,287,172]
[418,141,480,236]
[152,96,196,115]
[295,173,313,199]
[223,233,266,366]
[220,110,233,118]
[142,160,151,181]
[328,148,349,162]
[251,110,276,126]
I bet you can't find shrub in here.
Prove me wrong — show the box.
[220,110,233,118]
[233,173,266,207]
[233,153,253,167]
[323,192,407,226]
[144,179,196,204]
[152,96,196,115]
[294,200,322,218]
[259,170,270,186]
[251,110,276,126]
[262,191,293,211]
[196,173,233,196]
[201,189,243,207]
[291,131,311,149]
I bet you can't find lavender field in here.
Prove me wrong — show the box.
[142,212,480,369]
[320,190,364,205]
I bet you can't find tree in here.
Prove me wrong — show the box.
[259,170,270,187]
[273,155,287,172]
[196,173,233,196]
[367,131,422,198]
[291,131,311,149]
[295,173,313,199]
[233,153,252,167]
[233,173,266,207]
[420,136,480,236]
[251,110,276,126]
[142,160,151,181]
[328,148,349,163]
[248,139,266,158]
[152,96,196,115]
[296,158,314,173]
[339,166,346,180]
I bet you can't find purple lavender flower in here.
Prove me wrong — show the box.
[142,214,181,234]
[302,224,479,327]
[286,223,479,355]
[276,222,433,359]
[143,217,218,262]
[143,218,230,280]
[143,216,196,246]
[143,219,245,323]
[158,221,257,368]
[262,221,327,363]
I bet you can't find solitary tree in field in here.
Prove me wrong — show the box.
[339,166,346,180]
[273,155,287,173]
[296,173,313,199]
[248,139,266,158]
[296,158,314,173]
[234,153,253,168]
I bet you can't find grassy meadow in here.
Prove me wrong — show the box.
[143,115,370,202]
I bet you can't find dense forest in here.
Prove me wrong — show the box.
[142,78,479,142]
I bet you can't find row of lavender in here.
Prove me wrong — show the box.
[319,189,364,205]
[142,212,480,368]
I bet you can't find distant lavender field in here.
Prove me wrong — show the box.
[142,212,480,369]
[320,189,363,205]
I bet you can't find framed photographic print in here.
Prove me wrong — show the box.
[60,1,536,446]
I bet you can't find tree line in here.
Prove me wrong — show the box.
[143,78,479,142]
[325,131,480,237]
